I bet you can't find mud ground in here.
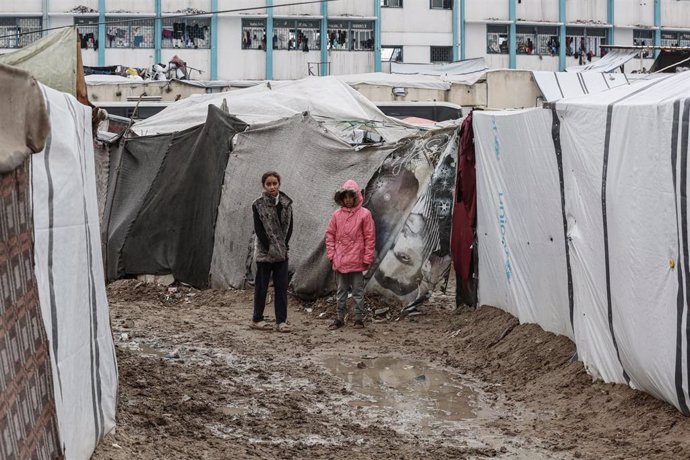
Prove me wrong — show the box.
[92,280,690,459]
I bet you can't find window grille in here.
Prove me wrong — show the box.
[0,17,41,49]
[105,17,154,48]
[487,24,509,54]
[381,0,403,7]
[272,19,320,51]
[75,17,99,50]
[327,20,374,51]
[430,0,452,9]
[162,17,211,49]
[242,18,266,50]
[430,46,452,63]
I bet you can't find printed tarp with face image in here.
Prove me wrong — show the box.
[364,127,458,305]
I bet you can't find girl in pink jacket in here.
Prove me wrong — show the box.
[325,179,376,330]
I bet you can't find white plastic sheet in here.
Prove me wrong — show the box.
[33,85,118,459]
[131,76,419,143]
[474,109,572,339]
[566,49,638,73]
[533,71,631,101]
[474,71,690,414]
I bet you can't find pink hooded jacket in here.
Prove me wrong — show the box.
[325,180,376,273]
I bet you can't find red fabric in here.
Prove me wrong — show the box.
[451,112,477,291]
[325,179,376,273]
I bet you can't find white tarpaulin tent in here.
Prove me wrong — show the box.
[533,71,632,101]
[131,76,419,143]
[474,71,690,414]
[566,48,638,73]
[33,84,118,458]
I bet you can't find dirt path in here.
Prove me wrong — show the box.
[93,281,690,459]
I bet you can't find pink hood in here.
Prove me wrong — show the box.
[325,180,376,273]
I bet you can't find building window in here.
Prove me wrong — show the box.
[162,17,210,49]
[242,19,266,50]
[430,46,452,63]
[660,30,690,48]
[634,29,654,58]
[565,27,608,59]
[327,20,374,51]
[0,17,41,49]
[516,25,559,56]
[381,0,403,7]
[430,0,452,9]
[105,18,154,48]
[487,24,509,54]
[272,18,320,51]
[382,45,403,62]
[75,17,98,50]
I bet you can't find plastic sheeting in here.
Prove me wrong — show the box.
[474,109,572,338]
[364,128,458,306]
[566,49,638,73]
[0,28,79,96]
[33,84,118,459]
[130,76,419,143]
[334,72,452,90]
[474,71,690,415]
[533,71,632,101]
[391,58,488,86]
[105,106,247,288]
[210,113,395,296]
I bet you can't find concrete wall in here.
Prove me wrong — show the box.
[566,0,607,23]
[614,0,654,27]
[328,51,374,75]
[87,80,215,102]
[486,70,541,110]
[217,16,265,80]
[0,0,43,12]
[516,0,559,23]
[273,50,322,80]
[448,81,487,107]
[273,0,320,17]
[351,84,448,103]
[52,0,99,11]
[329,0,373,18]
[466,0,508,21]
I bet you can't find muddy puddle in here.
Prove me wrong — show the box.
[323,355,480,432]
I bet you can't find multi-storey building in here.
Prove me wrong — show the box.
[1,0,689,80]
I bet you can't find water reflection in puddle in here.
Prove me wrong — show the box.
[322,356,477,428]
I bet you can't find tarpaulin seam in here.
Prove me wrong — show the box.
[38,85,63,402]
[601,75,670,385]
[602,73,611,90]
[671,99,689,415]
[550,106,575,334]
[64,94,104,443]
[681,98,690,413]
[577,73,589,95]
